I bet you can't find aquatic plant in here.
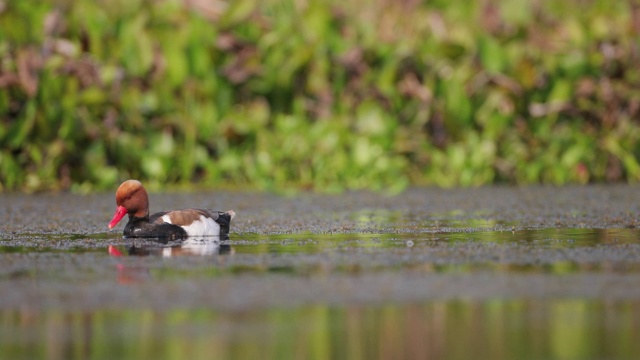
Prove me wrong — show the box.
[1,0,639,192]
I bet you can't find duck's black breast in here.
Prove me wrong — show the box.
[123,214,188,242]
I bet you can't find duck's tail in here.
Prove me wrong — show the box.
[215,210,236,236]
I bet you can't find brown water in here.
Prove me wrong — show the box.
[2,186,640,359]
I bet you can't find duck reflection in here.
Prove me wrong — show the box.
[127,236,233,257]
[110,235,233,258]
[108,236,233,284]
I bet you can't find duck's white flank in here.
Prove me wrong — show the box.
[161,214,221,236]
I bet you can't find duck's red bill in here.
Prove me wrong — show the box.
[108,205,127,229]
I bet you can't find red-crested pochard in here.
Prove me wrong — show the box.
[108,180,235,240]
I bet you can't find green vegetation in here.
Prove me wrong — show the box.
[1,0,639,192]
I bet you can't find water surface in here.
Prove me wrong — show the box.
[1,186,640,359]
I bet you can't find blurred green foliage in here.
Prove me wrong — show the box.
[1,0,640,192]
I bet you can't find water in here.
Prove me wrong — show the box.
[2,300,638,360]
[2,229,640,359]
[2,186,640,359]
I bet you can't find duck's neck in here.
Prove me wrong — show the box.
[129,211,149,221]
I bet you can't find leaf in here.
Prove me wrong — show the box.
[219,0,257,28]
[478,35,504,74]
[547,80,572,103]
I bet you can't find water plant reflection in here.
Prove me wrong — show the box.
[1,300,639,360]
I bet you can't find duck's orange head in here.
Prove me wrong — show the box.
[108,180,150,229]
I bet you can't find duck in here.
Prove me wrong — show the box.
[107,180,235,240]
